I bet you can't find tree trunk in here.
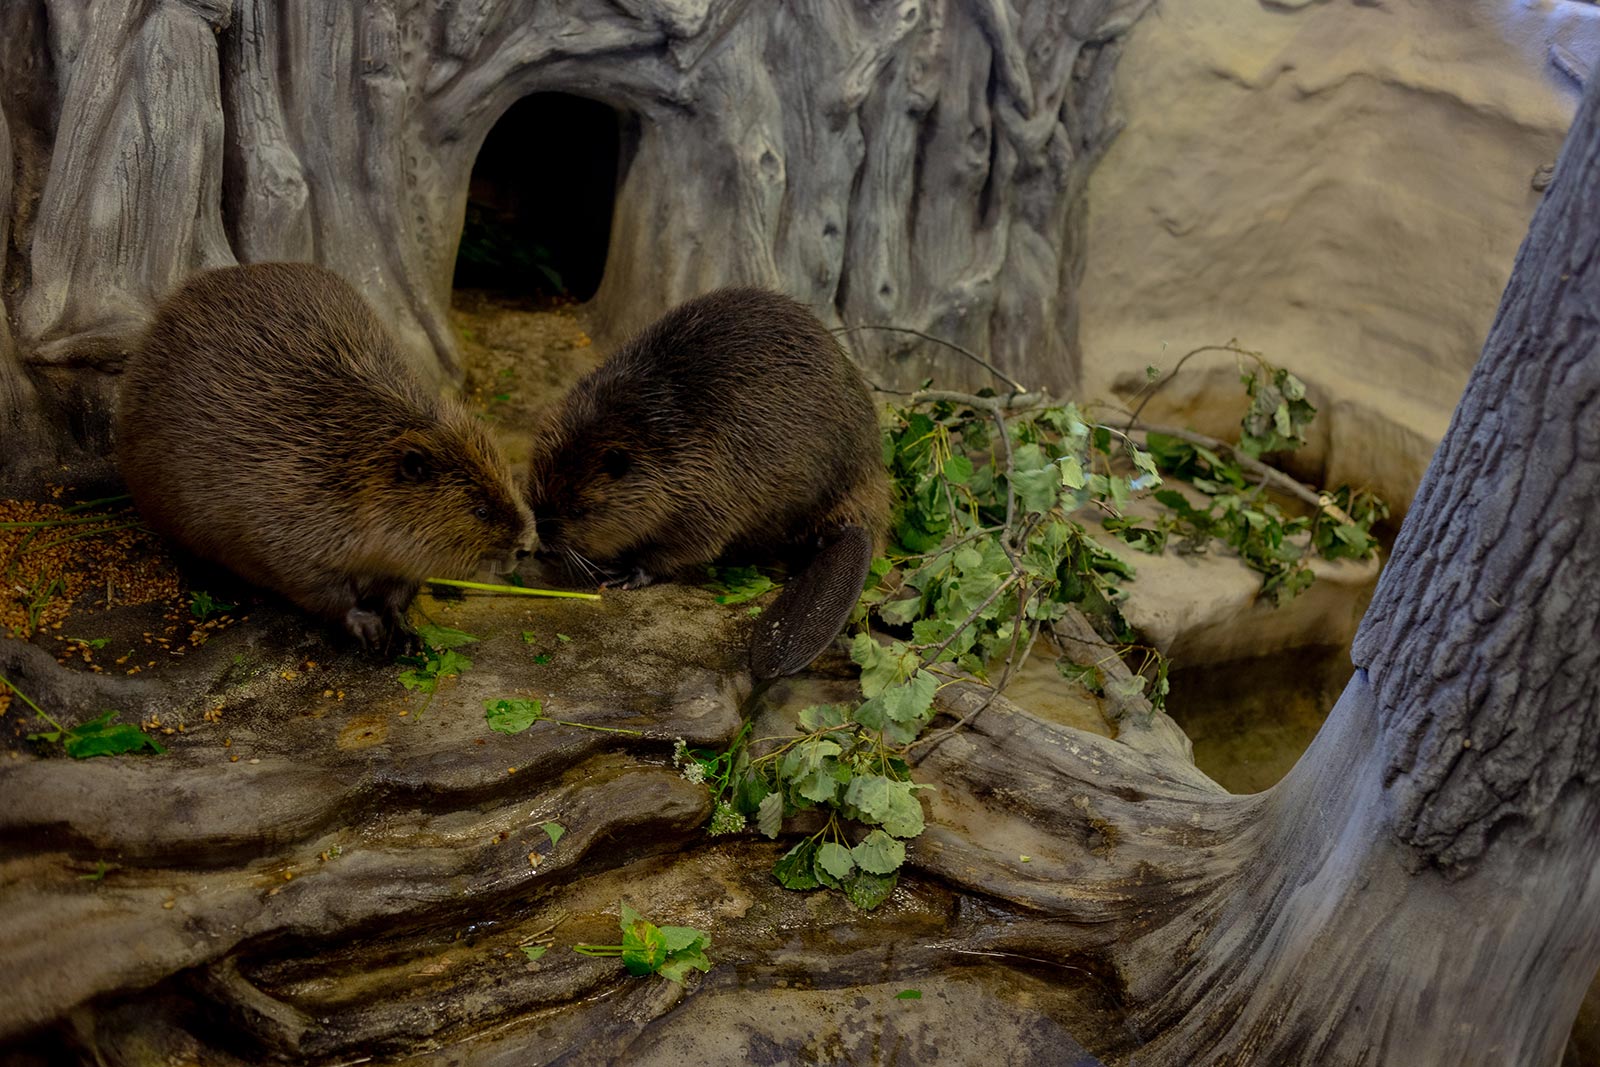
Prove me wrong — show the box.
[1111,59,1600,1064]
[0,0,1150,493]
[919,63,1600,1066]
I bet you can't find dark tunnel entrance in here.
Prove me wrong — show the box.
[453,93,621,303]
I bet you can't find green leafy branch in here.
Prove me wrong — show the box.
[685,345,1384,908]
[3,673,165,758]
[572,903,712,985]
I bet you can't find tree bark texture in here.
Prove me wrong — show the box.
[0,0,1152,492]
[1113,64,1600,1067]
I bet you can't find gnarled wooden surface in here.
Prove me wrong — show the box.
[0,0,1153,492]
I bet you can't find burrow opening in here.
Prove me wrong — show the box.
[453,93,622,303]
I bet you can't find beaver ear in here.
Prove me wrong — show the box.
[398,447,434,483]
[601,448,631,478]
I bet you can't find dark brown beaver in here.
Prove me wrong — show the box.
[525,287,890,675]
[115,262,536,653]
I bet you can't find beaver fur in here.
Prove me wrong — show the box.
[525,286,889,675]
[115,262,535,653]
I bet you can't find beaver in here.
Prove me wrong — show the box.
[524,287,890,677]
[115,262,536,654]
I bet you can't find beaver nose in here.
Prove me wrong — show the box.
[515,547,531,561]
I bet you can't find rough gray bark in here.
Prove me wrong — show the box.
[1130,65,1600,1064]
[0,0,1151,492]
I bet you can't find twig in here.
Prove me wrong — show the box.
[1122,341,1266,431]
[913,571,1021,666]
[1131,422,1355,525]
[834,324,1031,394]
[910,592,1043,758]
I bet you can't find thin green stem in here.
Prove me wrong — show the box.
[0,673,66,734]
[425,578,602,601]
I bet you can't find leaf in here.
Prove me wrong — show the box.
[656,946,713,984]
[520,944,548,961]
[621,910,669,976]
[878,671,937,725]
[485,698,544,734]
[660,925,709,954]
[541,822,566,846]
[843,869,898,910]
[1058,455,1085,491]
[756,790,785,839]
[796,767,841,804]
[773,839,822,890]
[52,710,165,758]
[816,841,857,881]
[68,636,111,650]
[851,634,914,698]
[843,775,925,838]
[189,591,236,620]
[896,989,923,1000]
[556,634,572,643]
[704,564,776,605]
[851,830,906,875]
[521,631,537,644]
[1104,675,1148,703]
[797,704,849,731]
[1057,661,1102,694]
[942,454,974,485]
[1011,466,1060,515]
[417,623,479,649]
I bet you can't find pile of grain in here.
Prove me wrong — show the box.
[0,496,182,715]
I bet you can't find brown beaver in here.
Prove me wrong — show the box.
[524,287,890,677]
[115,262,536,653]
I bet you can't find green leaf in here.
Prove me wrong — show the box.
[485,698,544,734]
[756,790,785,839]
[68,636,111,650]
[520,944,548,961]
[878,671,937,725]
[942,454,974,485]
[843,775,925,838]
[797,704,849,731]
[1058,455,1085,491]
[189,591,236,620]
[60,712,166,758]
[851,830,906,875]
[843,869,898,910]
[774,839,822,890]
[796,767,842,804]
[1104,675,1148,703]
[851,634,914,698]
[541,822,566,846]
[656,946,713,984]
[896,989,923,1000]
[660,925,709,954]
[704,564,777,605]
[417,623,479,649]
[556,634,572,643]
[1057,661,1102,694]
[816,841,856,880]
[521,631,537,644]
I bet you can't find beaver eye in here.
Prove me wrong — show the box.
[474,505,491,521]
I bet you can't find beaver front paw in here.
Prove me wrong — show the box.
[600,565,656,591]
